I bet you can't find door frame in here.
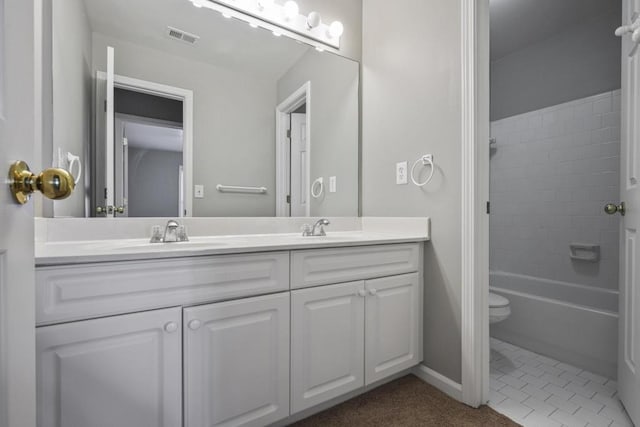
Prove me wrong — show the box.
[461,0,491,407]
[275,81,311,217]
[96,72,194,217]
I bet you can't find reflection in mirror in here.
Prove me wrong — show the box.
[50,0,359,218]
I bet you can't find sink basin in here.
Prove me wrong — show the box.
[90,239,228,252]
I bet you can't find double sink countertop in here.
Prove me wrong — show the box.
[35,217,431,266]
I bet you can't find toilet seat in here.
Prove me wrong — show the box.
[489,292,511,324]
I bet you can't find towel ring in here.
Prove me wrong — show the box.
[411,154,434,187]
[67,153,82,185]
[311,177,324,198]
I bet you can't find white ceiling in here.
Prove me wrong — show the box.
[82,0,310,79]
[125,122,184,152]
[490,0,620,60]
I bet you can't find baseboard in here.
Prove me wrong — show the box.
[412,364,463,402]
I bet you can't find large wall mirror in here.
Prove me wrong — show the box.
[48,0,359,218]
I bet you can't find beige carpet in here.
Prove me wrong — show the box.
[292,375,521,427]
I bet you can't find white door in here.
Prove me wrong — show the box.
[290,281,365,413]
[0,1,37,425]
[290,113,308,217]
[114,118,128,217]
[183,293,290,427]
[364,273,422,385]
[36,308,182,427]
[618,2,640,424]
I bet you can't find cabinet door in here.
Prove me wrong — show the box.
[37,307,182,427]
[365,273,422,385]
[184,292,290,427]
[291,281,365,413]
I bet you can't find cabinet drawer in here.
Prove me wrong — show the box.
[290,243,421,289]
[36,252,289,325]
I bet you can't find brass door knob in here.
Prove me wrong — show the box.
[9,161,75,204]
[604,202,625,216]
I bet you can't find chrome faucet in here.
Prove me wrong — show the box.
[302,218,330,237]
[150,220,189,243]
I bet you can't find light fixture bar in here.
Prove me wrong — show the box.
[191,0,342,50]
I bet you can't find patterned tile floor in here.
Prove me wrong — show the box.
[489,338,634,427]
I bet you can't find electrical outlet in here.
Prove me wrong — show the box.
[396,161,408,185]
[194,185,204,199]
[329,176,337,193]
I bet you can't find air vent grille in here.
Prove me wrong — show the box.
[166,26,200,45]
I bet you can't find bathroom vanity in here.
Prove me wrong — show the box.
[34,226,427,427]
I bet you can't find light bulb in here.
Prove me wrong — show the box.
[222,11,232,18]
[249,21,259,28]
[272,30,282,37]
[328,21,344,38]
[192,0,204,8]
[257,0,274,10]
[283,1,299,21]
[306,11,321,29]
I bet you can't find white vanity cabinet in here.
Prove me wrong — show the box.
[290,272,422,413]
[183,292,290,427]
[291,281,366,412]
[36,307,182,427]
[364,273,422,384]
[35,241,424,426]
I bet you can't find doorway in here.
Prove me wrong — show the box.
[94,70,194,217]
[276,81,311,217]
[485,1,633,426]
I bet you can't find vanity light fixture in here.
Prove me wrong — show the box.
[328,21,344,39]
[306,11,321,29]
[187,0,343,50]
[283,1,299,21]
[257,0,274,11]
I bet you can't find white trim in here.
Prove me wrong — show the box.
[275,82,311,217]
[460,0,491,407]
[97,72,194,217]
[412,365,463,402]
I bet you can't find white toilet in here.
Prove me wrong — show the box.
[489,292,511,324]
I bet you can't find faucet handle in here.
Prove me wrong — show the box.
[301,224,313,236]
[177,225,189,242]
[150,225,163,243]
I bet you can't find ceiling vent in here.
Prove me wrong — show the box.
[166,26,200,45]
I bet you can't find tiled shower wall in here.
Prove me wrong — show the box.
[490,90,621,290]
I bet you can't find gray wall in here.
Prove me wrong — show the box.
[127,147,182,217]
[295,0,362,62]
[362,0,463,383]
[51,0,92,217]
[92,33,278,217]
[277,50,359,217]
[491,6,621,121]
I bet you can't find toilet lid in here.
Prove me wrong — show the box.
[489,292,510,308]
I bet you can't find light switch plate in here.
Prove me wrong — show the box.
[194,185,204,199]
[396,161,408,185]
[329,176,337,193]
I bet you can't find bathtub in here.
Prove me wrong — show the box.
[490,271,618,379]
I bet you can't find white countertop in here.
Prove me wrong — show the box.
[35,230,429,266]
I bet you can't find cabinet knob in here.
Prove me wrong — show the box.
[357,289,367,297]
[369,288,377,296]
[188,319,202,331]
[164,322,179,333]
